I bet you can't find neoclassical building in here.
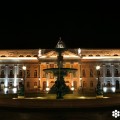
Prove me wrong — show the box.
[0,46,120,94]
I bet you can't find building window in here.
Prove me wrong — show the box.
[90,69,93,77]
[116,80,119,90]
[42,71,46,78]
[73,81,77,89]
[34,82,37,86]
[33,55,38,57]
[34,70,37,78]
[43,81,47,91]
[26,55,31,57]
[19,55,24,57]
[42,64,47,78]
[82,69,86,77]
[97,70,100,76]
[83,81,87,88]
[26,82,30,88]
[9,82,13,88]
[1,55,6,57]
[19,70,22,77]
[73,72,77,78]
[106,69,111,77]
[1,69,5,77]
[114,68,119,77]
[89,54,93,56]
[50,73,54,79]
[90,81,93,87]
[107,81,111,87]
[50,64,54,68]
[27,70,30,78]
[9,69,14,77]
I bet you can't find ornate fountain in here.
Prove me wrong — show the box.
[43,38,77,99]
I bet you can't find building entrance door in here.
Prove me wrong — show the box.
[43,81,47,91]
[116,80,119,90]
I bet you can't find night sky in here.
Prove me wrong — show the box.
[0,4,120,49]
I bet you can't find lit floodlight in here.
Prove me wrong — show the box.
[96,65,100,70]
[22,66,26,70]
[71,86,74,91]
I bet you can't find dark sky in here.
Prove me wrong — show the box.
[0,4,120,49]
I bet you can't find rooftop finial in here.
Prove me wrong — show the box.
[56,37,65,48]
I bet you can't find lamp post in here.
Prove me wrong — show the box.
[22,65,26,84]
[78,48,82,93]
[38,63,40,91]
[96,65,103,98]
[22,65,26,96]
[18,65,26,98]
[37,49,42,91]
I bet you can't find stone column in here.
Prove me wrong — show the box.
[5,65,8,87]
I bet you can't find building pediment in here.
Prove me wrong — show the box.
[43,49,79,59]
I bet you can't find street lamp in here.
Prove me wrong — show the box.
[22,65,26,96]
[96,65,103,98]
[78,48,82,93]
[37,49,42,91]
[18,65,26,98]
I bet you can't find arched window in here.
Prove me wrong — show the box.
[34,70,37,78]
[114,68,119,77]
[83,81,87,88]
[27,70,30,78]
[116,80,119,90]
[73,81,77,89]
[106,69,111,77]
[1,69,5,77]
[33,55,38,57]
[97,70,100,76]
[50,73,54,79]
[10,69,13,77]
[19,55,24,57]
[90,69,93,77]
[34,82,37,86]
[82,69,86,77]
[19,70,22,77]
[42,71,46,78]
[90,81,93,87]
[107,81,111,87]
[43,81,47,91]
[27,82,30,88]
[26,55,31,57]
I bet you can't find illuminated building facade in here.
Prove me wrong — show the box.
[0,48,120,94]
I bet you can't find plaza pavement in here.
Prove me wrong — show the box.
[0,93,120,109]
